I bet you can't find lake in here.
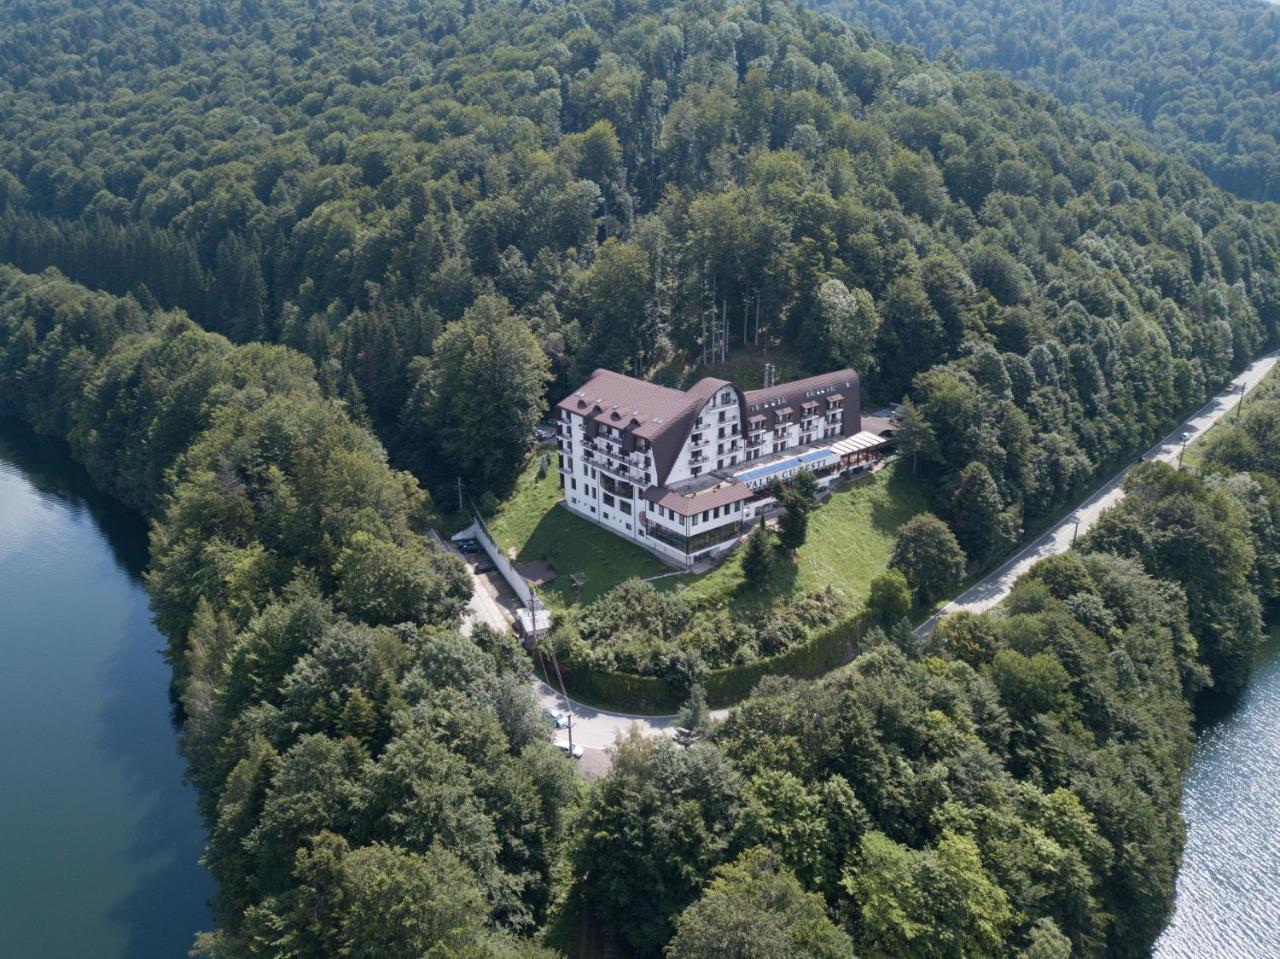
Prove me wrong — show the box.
[0,418,212,958]
[3,410,1279,957]
[1155,629,1280,957]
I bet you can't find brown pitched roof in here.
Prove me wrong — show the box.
[744,369,861,435]
[558,368,861,484]
[642,480,753,517]
[556,370,738,485]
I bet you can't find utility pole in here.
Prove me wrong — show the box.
[1072,518,1080,545]
[532,586,574,756]
[457,476,465,515]
[1179,437,1187,468]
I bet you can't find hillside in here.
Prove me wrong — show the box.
[809,0,1280,201]
[3,1,1280,957]
[0,1,1277,542]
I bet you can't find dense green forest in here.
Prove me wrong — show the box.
[4,263,1276,957]
[3,0,1280,955]
[0,265,572,958]
[810,0,1280,202]
[564,405,1280,959]
[2,0,1279,533]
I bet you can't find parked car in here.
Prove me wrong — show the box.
[544,707,568,729]
[534,426,555,443]
[456,539,481,554]
[474,560,496,574]
[557,740,584,759]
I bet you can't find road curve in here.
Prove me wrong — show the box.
[472,351,1279,761]
[916,350,1280,636]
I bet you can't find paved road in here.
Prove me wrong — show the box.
[461,352,1278,764]
[456,550,673,772]
[916,350,1280,636]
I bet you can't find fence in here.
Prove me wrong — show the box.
[459,514,534,607]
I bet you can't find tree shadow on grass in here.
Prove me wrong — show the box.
[865,465,930,536]
[727,547,801,614]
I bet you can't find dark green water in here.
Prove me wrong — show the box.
[0,418,212,958]
[1155,630,1280,957]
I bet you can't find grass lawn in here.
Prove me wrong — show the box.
[484,453,671,607]
[651,343,809,392]
[678,459,930,615]
[485,451,930,617]
[1182,364,1279,470]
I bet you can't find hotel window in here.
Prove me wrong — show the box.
[603,493,615,508]
[570,478,577,490]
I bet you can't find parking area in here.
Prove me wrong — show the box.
[451,535,522,635]
[449,531,627,779]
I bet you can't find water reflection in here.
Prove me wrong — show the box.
[0,417,212,959]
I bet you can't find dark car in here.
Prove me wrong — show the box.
[474,560,496,574]
[456,539,481,553]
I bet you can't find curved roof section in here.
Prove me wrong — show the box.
[556,370,739,485]
[743,369,860,435]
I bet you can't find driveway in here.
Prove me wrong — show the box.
[451,353,1278,772]
[915,350,1280,636]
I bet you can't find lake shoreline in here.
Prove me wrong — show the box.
[0,416,212,958]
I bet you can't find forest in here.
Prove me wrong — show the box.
[0,264,577,957]
[1,0,1280,956]
[2,259,1278,958]
[1,0,1279,531]
[811,0,1280,202]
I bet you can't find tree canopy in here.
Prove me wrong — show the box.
[0,0,1276,516]
[814,0,1280,202]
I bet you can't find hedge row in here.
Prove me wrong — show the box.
[705,611,870,704]
[542,611,871,714]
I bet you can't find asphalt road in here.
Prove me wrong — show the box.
[464,351,1279,766]
[456,549,664,774]
[915,349,1279,636]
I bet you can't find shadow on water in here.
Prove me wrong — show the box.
[0,415,214,957]
[98,599,215,958]
[0,417,148,579]
[1192,614,1280,732]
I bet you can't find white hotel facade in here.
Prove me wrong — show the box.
[555,368,884,566]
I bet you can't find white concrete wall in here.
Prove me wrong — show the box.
[464,519,533,606]
[667,387,744,485]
